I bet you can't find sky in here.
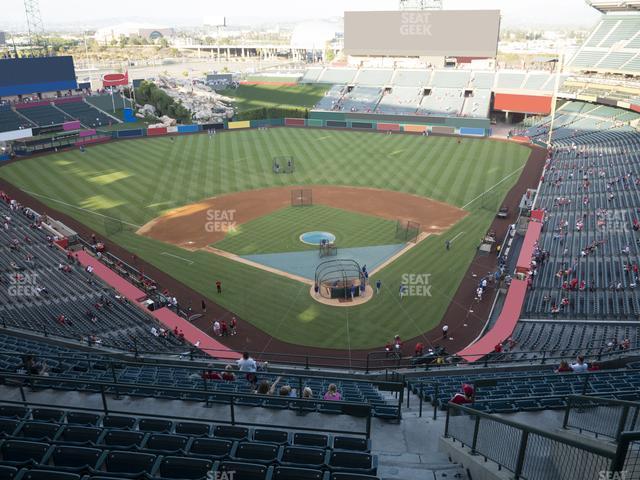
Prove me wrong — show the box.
[1,0,601,30]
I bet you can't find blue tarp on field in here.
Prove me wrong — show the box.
[242,243,406,281]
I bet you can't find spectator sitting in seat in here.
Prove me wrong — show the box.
[323,384,342,401]
[18,354,48,376]
[279,384,297,397]
[202,368,222,381]
[302,387,313,399]
[571,355,589,373]
[555,360,572,373]
[222,365,236,381]
[450,384,474,405]
[256,376,281,395]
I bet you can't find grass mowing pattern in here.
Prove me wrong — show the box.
[220,84,329,112]
[215,205,399,255]
[0,129,530,349]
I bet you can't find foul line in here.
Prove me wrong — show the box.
[22,190,142,228]
[462,165,525,210]
[449,231,465,243]
[161,252,194,265]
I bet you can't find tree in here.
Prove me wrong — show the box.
[135,81,192,124]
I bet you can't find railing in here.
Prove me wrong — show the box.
[563,395,640,441]
[0,354,404,420]
[1,372,374,438]
[411,371,640,422]
[616,431,640,479]
[3,319,640,377]
[445,402,620,480]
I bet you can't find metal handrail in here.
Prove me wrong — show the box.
[563,395,640,441]
[445,402,620,479]
[3,320,638,375]
[0,371,374,438]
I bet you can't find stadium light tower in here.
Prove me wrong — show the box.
[399,0,443,10]
[24,0,45,50]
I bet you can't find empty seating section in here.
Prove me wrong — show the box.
[0,200,186,353]
[570,15,640,73]
[584,17,621,47]
[301,68,324,83]
[597,52,635,70]
[409,367,640,413]
[600,17,640,48]
[376,87,421,115]
[55,102,115,129]
[318,69,358,85]
[392,69,431,87]
[505,322,640,359]
[624,55,640,71]
[337,87,382,113]
[429,70,470,89]
[356,70,393,86]
[461,90,491,118]
[0,403,380,479]
[314,86,345,111]
[85,94,132,113]
[495,72,526,90]
[470,72,495,90]
[522,73,551,91]
[571,51,608,69]
[416,88,464,116]
[18,105,71,127]
[0,107,33,133]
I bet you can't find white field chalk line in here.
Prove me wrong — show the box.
[462,165,525,210]
[449,231,465,243]
[161,252,194,264]
[23,190,142,228]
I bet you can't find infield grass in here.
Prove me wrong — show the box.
[0,128,530,349]
[215,205,398,255]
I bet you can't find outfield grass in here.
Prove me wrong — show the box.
[0,129,530,349]
[214,205,398,255]
[220,84,329,112]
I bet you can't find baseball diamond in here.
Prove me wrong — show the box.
[0,128,535,350]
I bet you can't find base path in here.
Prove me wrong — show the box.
[137,185,467,250]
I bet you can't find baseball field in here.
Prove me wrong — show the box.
[0,128,531,350]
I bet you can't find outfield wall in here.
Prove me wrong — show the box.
[307,111,491,136]
[10,115,490,157]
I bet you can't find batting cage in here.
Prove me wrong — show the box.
[291,189,313,207]
[315,259,364,300]
[395,219,420,243]
[273,155,295,174]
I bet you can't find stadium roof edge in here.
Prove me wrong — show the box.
[586,0,640,13]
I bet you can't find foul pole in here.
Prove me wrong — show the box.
[546,52,565,146]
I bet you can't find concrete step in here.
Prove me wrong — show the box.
[377,463,468,480]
